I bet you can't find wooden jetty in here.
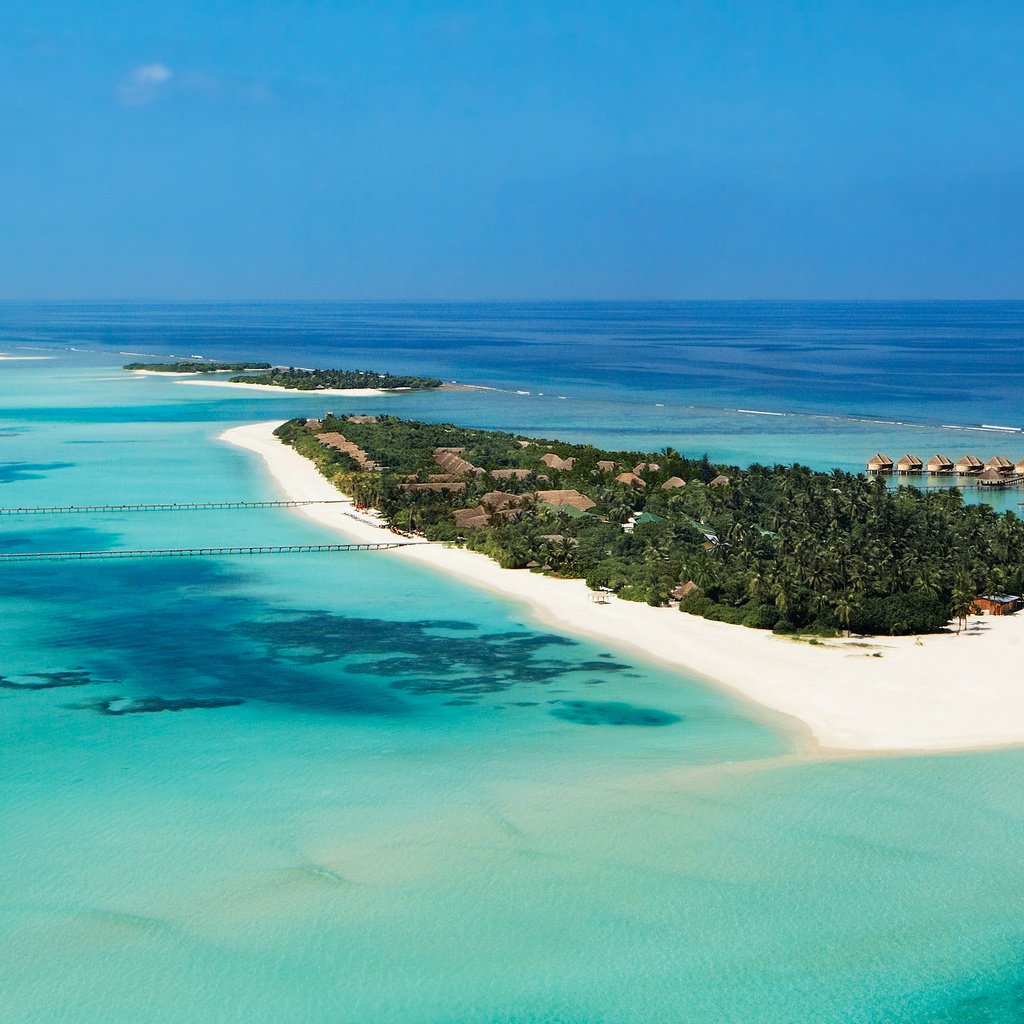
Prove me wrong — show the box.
[0,500,347,516]
[0,542,409,563]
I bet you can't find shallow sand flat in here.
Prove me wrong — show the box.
[179,379,406,396]
[221,421,1024,754]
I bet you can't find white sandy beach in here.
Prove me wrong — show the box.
[178,379,407,397]
[221,421,1024,754]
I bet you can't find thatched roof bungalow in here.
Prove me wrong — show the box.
[540,453,576,471]
[895,454,923,475]
[614,471,645,487]
[453,506,489,529]
[955,454,983,474]
[1015,459,1024,476]
[596,460,617,473]
[926,454,954,474]
[489,468,533,480]
[670,581,700,603]
[985,455,1014,474]
[632,462,661,475]
[709,475,730,487]
[866,453,894,474]
[660,476,686,490]
[977,467,1010,487]
[535,489,596,512]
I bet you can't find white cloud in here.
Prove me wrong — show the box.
[118,63,174,106]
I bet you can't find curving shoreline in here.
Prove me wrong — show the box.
[220,420,1024,755]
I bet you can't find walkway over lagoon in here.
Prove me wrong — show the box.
[0,499,348,516]
[0,542,409,563]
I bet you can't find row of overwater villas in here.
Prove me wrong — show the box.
[867,453,1024,485]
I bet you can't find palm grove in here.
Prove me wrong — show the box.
[276,416,1024,636]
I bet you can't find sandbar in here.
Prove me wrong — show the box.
[220,421,1024,754]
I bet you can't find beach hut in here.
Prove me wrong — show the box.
[895,454,923,475]
[955,454,983,475]
[985,455,1014,475]
[926,454,954,474]
[973,594,1023,616]
[632,462,662,475]
[670,581,700,604]
[453,506,490,529]
[540,453,576,471]
[614,471,645,487]
[489,468,532,480]
[866,454,894,474]
[596,460,617,473]
[660,476,686,490]
[709,475,730,487]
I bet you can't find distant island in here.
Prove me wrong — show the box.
[125,361,273,373]
[125,362,444,391]
[275,415,1024,637]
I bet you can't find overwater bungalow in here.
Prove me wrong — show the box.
[985,455,1014,475]
[926,454,954,474]
[895,454,923,475]
[976,468,1008,487]
[1015,459,1024,476]
[955,454,983,475]
[660,476,687,490]
[866,453,894,474]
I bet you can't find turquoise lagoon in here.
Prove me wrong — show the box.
[2,324,1024,1022]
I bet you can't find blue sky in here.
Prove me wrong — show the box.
[2,1,1022,299]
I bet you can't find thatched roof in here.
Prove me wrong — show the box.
[660,476,686,490]
[1015,460,1024,474]
[926,454,954,471]
[596,460,617,472]
[977,467,1006,483]
[480,491,522,511]
[985,455,1013,471]
[614,471,645,487]
[670,581,700,602]
[540,453,576,471]
[632,462,662,475]
[346,415,378,424]
[955,454,983,471]
[709,475,730,487]
[895,454,923,469]
[305,418,323,430]
[433,449,479,477]
[402,481,466,493]
[867,453,893,469]
[315,432,378,469]
[489,468,533,480]
[453,506,489,529]
[535,489,596,511]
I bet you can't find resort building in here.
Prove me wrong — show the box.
[866,453,894,474]
[895,454,923,475]
[955,455,983,475]
[709,475,731,487]
[595,460,617,473]
[973,595,1023,616]
[926,454,954,474]
[489,468,533,480]
[614,471,645,487]
[534,489,596,512]
[984,455,1014,475]
[540,453,576,471]
[660,476,686,490]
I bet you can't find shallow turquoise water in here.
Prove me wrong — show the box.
[2,342,1024,1022]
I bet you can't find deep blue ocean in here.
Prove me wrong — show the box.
[2,302,1024,1023]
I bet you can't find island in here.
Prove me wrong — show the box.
[125,361,443,391]
[124,361,273,373]
[273,414,1024,637]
